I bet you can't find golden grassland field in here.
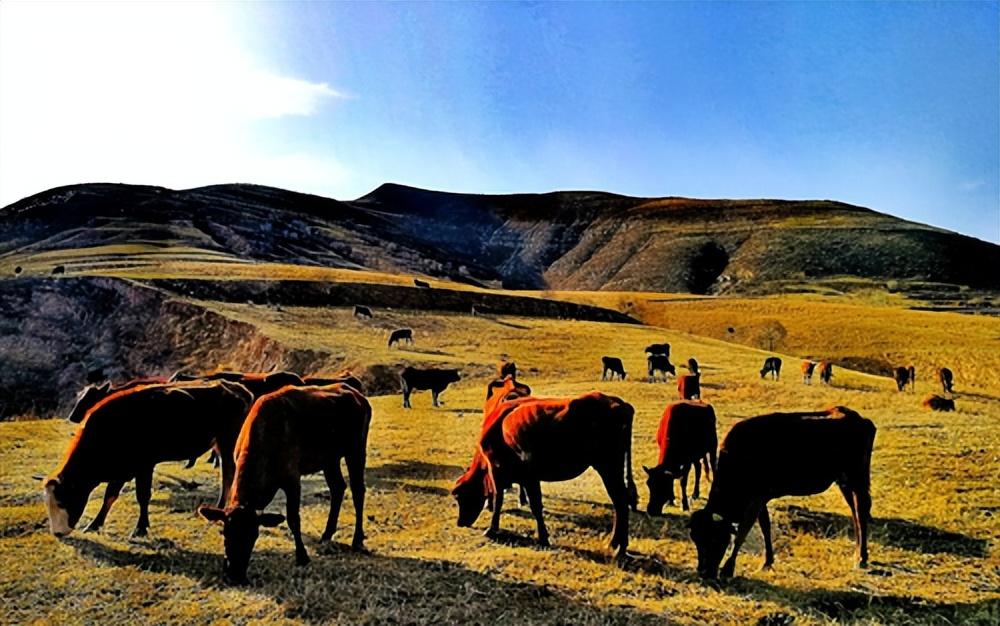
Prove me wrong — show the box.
[1,277,999,624]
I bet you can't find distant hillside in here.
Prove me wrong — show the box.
[3,182,998,294]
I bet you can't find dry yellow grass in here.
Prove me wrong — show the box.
[2,300,998,624]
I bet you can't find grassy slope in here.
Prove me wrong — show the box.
[2,305,998,624]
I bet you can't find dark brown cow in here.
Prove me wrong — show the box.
[353,305,373,318]
[498,360,517,380]
[801,361,816,384]
[199,384,371,584]
[678,374,701,400]
[453,378,638,559]
[893,366,913,392]
[44,381,253,538]
[66,377,169,423]
[643,401,717,514]
[818,361,833,385]
[400,367,461,408]
[689,406,875,579]
[760,357,782,380]
[388,328,413,348]
[601,356,627,381]
[648,354,675,382]
[922,394,955,412]
[413,279,431,288]
[937,367,954,394]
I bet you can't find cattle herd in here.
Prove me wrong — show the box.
[41,338,957,586]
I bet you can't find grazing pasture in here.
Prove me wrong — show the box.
[1,297,999,624]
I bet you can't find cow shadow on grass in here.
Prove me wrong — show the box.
[504,499,690,542]
[397,346,455,357]
[779,504,989,558]
[64,535,663,624]
[363,459,464,498]
[475,316,532,330]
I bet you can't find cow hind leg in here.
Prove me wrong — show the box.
[131,468,153,538]
[692,460,702,501]
[484,487,505,539]
[522,480,549,547]
[85,481,124,532]
[284,481,309,566]
[839,481,871,568]
[345,450,367,550]
[758,505,775,570]
[679,464,691,511]
[320,463,347,543]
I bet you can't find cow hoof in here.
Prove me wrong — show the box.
[296,553,311,567]
[84,522,102,533]
[130,528,148,539]
[483,528,500,540]
[352,542,369,554]
[857,559,869,570]
[720,565,735,579]
[320,532,333,543]
[536,537,551,548]
[761,561,773,571]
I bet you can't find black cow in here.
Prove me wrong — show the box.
[353,305,373,318]
[400,367,461,408]
[414,279,431,288]
[645,343,671,357]
[648,354,675,382]
[601,356,627,381]
[937,367,954,394]
[52,265,65,275]
[388,328,413,348]
[893,366,913,392]
[760,357,781,380]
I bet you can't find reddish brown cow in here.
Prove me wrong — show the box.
[801,361,816,384]
[678,374,701,400]
[44,381,253,538]
[198,384,372,584]
[643,401,718,514]
[453,378,638,560]
[818,361,833,385]
[689,406,875,579]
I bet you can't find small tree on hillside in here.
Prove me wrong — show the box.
[754,319,788,352]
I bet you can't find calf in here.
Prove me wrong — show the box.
[353,305,373,318]
[414,279,431,288]
[893,366,913,392]
[648,354,675,382]
[44,381,253,538]
[602,356,627,381]
[801,360,816,384]
[688,406,875,579]
[678,374,701,400]
[818,361,833,385]
[937,367,954,394]
[388,328,413,348]
[400,367,461,408]
[922,394,955,412]
[198,384,371,584]
[760,357,782,380]
[644,401,717,514]
[453,378,638,559]
[645,343,671,357]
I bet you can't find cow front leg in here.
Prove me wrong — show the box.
[345,450,367,550]
[131,468,153,538]
[720,500,763,578]
[692,459,702,500]
[284,481,309,566]
[484,487,505,539]
[217,445,236,508]
[522,481,549,547]
[680,464,690,511]
[758,505,774,570]
[320,464,346,542]
[854,488,871,568]
[85,481,124,532]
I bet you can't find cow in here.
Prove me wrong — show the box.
[760,357,782,380]
[414,279,431,288]
[400,367,461,408]
[818,361,833,385]
[678,374,701,401]
[921,394,955,412]
[688,406,875,579]
[353,305,373,318]
[388,328,413,348]
[44,381,253,538]
[13,265,22,275]
[498,360,517,380]
[648,354,675,382]
[198,384,372,584]
[644,401,718,514]
[602,356,627,381]
[66,377,170,424]
[893,366,913,392]
[303,374,364,393]
[453,378,638,560]
[686,358,700,376]
[645,343,671,357]
[801,361,816,384]
[52,265,65,275]
[938,367,954,394]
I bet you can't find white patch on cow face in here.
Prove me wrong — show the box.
[44,483,71,537]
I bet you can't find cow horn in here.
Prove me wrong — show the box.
[712,513,724,523]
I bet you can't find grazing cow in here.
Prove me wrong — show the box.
[687,358,700,376]
[801,361,816,384]
[44,381,253,538]
[400,367,461,408]
[644,401,718,514]
[678,374,701,401]
[198,384,371,584]
[893,366,913,392]
[66,377,169,424]
[818,361,833,385]
[645,343,671,357]
[688,406,876,579]
[414,279,431,288]
[937,367,954,394]
[648,354,676,382]
[388,328,413,348]
[303,374,364,394]
[602,356,627,381]
[498,360,517,380]
[922,394,955,412]
[760,357,782,380]
[353,305,373,318]
[453,379,638,559]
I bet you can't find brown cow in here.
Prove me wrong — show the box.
[644,401,717,514]
[801,361,816,384]
[689,406,875,579]
[818,361,833,385]
[937,367,954,394]
[453,378,638,559]
[44,381,253,538]
[678,374,701,400]
[922,394,955,412]
[198,384,372,584]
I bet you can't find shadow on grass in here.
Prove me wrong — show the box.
[476,316,532,330]
[398,346,454,356]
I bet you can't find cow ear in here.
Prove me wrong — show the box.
[257,512,285,527]
[197,505,226,523]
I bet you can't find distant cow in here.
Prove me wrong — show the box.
[687,358,700,376]
[602,356,627,381]
[689,406,875,579]
[453,378,638,559]
[13,266,22,275]
[198,384,371,584]
[303,374,364,394]
[52,265,65,275]
[818,361,833,385]
[414,279,431,288]
[648,354,675,382]
[678,374,701,400]
[353,305,373,318]
[644,401,718,514]
[388,328,413,348]
[44,381,253,538]
[645,343,671,357]
[498,360,517,380]
[893,366,914,392]
[922,394,955,412]
[801,361,816,384]
[760,357,782,380]
[937,367,954,394]
[400,367,461,408]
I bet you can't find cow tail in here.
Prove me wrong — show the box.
[623,404,638,511]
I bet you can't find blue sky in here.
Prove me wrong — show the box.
[1,1,997,242]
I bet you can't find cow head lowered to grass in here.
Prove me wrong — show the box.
[198,505,285,585]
